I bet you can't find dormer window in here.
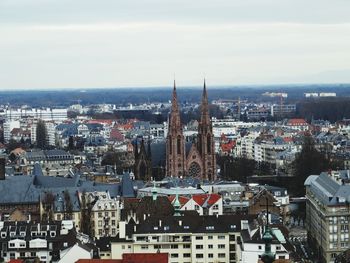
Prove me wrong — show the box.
[50,231,56,237]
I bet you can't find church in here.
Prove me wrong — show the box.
[166,81,216,181]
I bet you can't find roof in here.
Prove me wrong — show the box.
[192,194,221,208]
[287,118,308,126]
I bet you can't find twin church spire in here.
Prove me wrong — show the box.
[166,80,216,181]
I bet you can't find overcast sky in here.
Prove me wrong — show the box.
[1,0,350,89]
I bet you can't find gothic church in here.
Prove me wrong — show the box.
[166,81,216,181]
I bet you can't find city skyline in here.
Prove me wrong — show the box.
[1,0,350,89]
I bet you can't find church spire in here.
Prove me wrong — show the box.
[169,80,181,130]
[200,79,210,126]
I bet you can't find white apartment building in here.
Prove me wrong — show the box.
[3,120,20,142]
[31,121,56,146]
[110,214,253,263]
[5,108,67,121]
[88,191,122,238]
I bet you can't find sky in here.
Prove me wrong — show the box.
[1,0,350,90]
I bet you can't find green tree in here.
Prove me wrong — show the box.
[36,120,47,149]
[292,135,330,196]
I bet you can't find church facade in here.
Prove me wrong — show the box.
[166,81,216,181]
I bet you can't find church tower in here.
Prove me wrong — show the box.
[197,80,216,180]
[166,81,186,177]
[134,138,152,181]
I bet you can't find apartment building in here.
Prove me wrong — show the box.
[109,214,257,263]
[305,170,350,263]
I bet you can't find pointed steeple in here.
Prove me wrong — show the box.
[173,194,181,216]
[200,79,210,126]
[140,138,146,154]
[169,80,181,130]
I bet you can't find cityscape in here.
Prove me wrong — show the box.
[1,1,350,263]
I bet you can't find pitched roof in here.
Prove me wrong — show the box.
[192,194,221,207]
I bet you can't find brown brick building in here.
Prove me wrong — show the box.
[166,81,216,180]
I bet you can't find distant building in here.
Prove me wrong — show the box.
[270,104,296,117]
[5,108,67,121]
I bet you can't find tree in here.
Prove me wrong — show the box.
[291,135,330,196]
[36,120,47,149]
[80,190,92,236]
[218,155,256,182]
[64,190,73,220]
[68,136,75,150]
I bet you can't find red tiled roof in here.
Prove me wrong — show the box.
[220,140,236,152]
[110,128,125,141]
[192,194,221,207]
[168,195,190,207]
[122,253,168,263]
[87,119,115,125]
[9,260,25,263]
[287,118,308,126]
[76,260,121,263]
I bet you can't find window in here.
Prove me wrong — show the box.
[171,244,178,249]
[98,212,102,218]
[218,244,225,249]
[208,253,213,258]
[112,220,116,226]
[196,245,203,249]
[177,136,181,154]
[218,253,226,258]
[196,236,203,240]
[208,244,213,249]
[218,235,225,239]
[171,254,179,258]
[105,212,109,217]
[10,253,15,259]
[141,245,148,249]
[112,212,116,217]
[258,246,262,250]
[183,244,191,249]
[20,252,25,257]
[9,243,15,247]
[196,254,203,258]
[31,252,36,257]
[154,245,161,249]
[112,228,116,235]
[184,253,191,258]
[208,236,213,239]
[98,220,102,227]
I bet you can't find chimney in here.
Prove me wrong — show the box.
[119,221,126,239]
[0,157,5,180]
[178,220,182,226]
[159,220,162,227]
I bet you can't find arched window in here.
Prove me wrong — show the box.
[207,134,211,154]
[177,136,181,155]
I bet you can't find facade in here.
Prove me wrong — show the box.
[89,192,122,238]
[166,81,216,180]
[0,221,77,263]
[111,214,255,263]
[305,170,350,263]
[4,108,68,121]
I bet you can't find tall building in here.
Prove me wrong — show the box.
[166,81,216,180]
[305,170,350,263]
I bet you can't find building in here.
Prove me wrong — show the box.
[4,108,68,122]
[88,191,122,238]
[0,221,78,262]
[110,214,256,263]
[166,81,216,180]
[305,170,350,263]
[270,105,296,117]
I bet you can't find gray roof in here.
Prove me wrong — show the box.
[305,171,350,206]
[0,175,39,204]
